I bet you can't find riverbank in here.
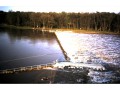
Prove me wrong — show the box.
[0,24,33,30]
[55,28,120,35]
[0,24,120,35]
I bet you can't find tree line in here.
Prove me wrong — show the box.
[0,10,120,33]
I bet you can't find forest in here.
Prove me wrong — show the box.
[0,10,120,33]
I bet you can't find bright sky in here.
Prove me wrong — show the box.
[0,0,120,13]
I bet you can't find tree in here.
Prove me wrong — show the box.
[0,10,120,33]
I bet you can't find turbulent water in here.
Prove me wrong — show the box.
[55,32,120,83]
[0,29,120,83]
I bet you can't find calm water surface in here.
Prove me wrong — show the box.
[0,29,64,70]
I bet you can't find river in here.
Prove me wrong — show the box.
[0,28,120,83]
[0,28,64,70]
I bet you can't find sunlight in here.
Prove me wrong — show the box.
[55,32,91,63]
[55,31,120,65]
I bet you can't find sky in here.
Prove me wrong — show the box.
[0,0,120,13]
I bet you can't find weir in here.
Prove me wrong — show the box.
[0,62,105,74]
[0,63,54,74]
[54,32,70,61]
[54,31,106,70]
[0,30,106,75]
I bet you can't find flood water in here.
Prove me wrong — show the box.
[0,28,120,84]
[0,28,64,70]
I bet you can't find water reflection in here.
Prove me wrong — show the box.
[0,29,64,70]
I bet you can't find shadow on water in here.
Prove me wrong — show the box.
[0,28,56,44]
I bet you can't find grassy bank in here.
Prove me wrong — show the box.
[0,24,119,35]
[72,30,120,35]
[55,28,120,35]
[0,24,33,30]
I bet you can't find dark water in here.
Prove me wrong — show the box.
[0,29,64,70]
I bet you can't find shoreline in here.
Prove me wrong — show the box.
[0,24,33,30]
[0,24,120,35]
[55,29,120,35]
